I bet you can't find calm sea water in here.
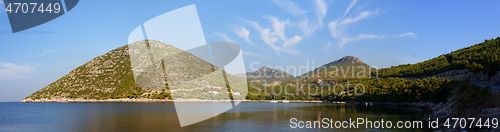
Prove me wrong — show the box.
[0,102,425,132]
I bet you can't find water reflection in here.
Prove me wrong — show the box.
[0,102,425,132]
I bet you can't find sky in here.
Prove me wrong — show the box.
[1,0,500,101]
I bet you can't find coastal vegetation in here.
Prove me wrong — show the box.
[25,38,500,105]
[246,77,453,103]
[379,37,500,78]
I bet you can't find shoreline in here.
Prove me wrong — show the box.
[20,98,435,112]
[21,98,324,103]
[20,98,432,108]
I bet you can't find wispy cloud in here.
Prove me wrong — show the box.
[234,26,252,43]
[329,30,418,46]
[0,61,36,81]
[272,0,327,37]
[241,50,269,58]
[398,32,417,38]
[267,16,288,41]
[283,35,302,47]
[328,1,415,47]
[297,0,328,36]
[343,0,358,18]
[314,0,327,21]
[328,9,380,46]
[220,0,329,56]
[273,46,301,56]
[245,17,302,55]
[237,0,330,55]
[340,10,379,26]
[213,32,235,43]
[272,0,307,16]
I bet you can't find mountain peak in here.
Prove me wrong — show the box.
[329,56,364,65]
[258,66,271,70]
[340,56,358,61]
[301,56,372,79]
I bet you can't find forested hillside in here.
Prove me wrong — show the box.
[302,56,374,79]
[379,37,500,78]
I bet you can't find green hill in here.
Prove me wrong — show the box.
[248,37,500,103]
[379,37,500,78]
[24,37,500,103]
[247,66,294,81]
[25,40,247,101]
[301,56,374,79]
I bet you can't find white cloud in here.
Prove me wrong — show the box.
[245,18,303,55]
[343,0,358,18]
[271,46,301,55]
[272,0,327,37]
[328,2,381,46]
[0,61,36,81]
[246,20,278,46]
[340,10,379,26]
[314,0,327,20]
[241,50,269,58]
[336,33,384,46]
[213,32,235,43]
[398,32,417,38]
[234,26,251,43]
[227,0,330,56]
[283,35,302,47]
[328,24,345,45]
[272,0,307,16]
[297,17,322,37]
[328,2,414,47]
[351,33,416,45]
[297,0,328,37]
[329,25,418,46]
[267,16,288,41]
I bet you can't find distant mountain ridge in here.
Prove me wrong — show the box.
[246,66,294,80]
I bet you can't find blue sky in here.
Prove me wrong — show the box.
[1,0,500,101]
